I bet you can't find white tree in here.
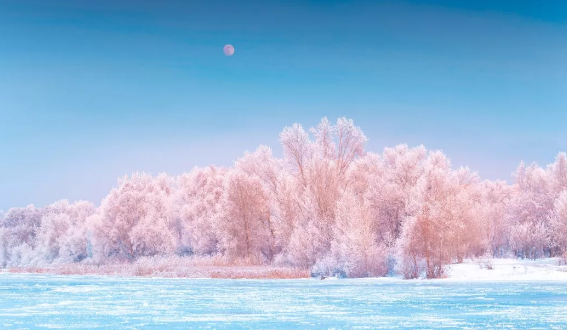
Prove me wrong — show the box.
[509,162,554,258]
[330,190,388,277]
[479,180,515,256]
[170,166,227,256]
[218,169,274,262]
[550,191,567,256]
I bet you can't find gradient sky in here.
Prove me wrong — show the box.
[0,0,566,210]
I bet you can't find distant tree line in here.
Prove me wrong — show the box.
[1,118,566,278]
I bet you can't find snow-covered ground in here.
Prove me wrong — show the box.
[444,258,567,281]
[2,272,567,329]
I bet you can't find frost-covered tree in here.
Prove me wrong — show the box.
[280,117,367,268]
[0,205,44,267]
[218,169,274,262]
[93,172,176,260]
[479,180,515,257]
[549,152,567,195]
[33,200,95,265]
[280,122,312,186]
[330,190,388,277]
[170,166,227,256]
[549,191,567,256]
[396,151,455,278]
[368,145,427,247]
[509,162,554,258]
[396,152,484,278]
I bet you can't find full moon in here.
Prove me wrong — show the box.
[223,44,235,56]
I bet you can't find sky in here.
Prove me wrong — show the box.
[0,0,566,210]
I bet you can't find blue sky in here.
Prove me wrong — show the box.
[0,0,566,210]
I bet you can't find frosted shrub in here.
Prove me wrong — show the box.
[311,255,345,278]
[476,251,494,270]
[510,222,548,260]
[7,243,34,267]
[285,220,323,269]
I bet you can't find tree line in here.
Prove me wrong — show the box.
[1,117,566,278]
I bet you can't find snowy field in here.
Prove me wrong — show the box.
[446,258,567,281]
[2,266,567,330]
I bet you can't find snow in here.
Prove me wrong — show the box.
[2,268,567,329]
[444,258,567,281]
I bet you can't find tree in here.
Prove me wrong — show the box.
[0,205,44,267]
[279,117,368,269]
[218,169,274,262]
[550,152,567,195]
[330,190,388,277]
[280,123,312,186]
[170,166,227,256]
[550,191,567,256]
[479,180,514,257]
[509,163,554,258]
[395,151,478,278]
[335,117,368,176]
[94,172,176,260]
[33,200,95,265]
[369,145,428,245]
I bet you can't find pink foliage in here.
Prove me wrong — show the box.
[1,117,566,279]
[218,169,274,262]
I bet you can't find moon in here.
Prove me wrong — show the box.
[223,44,234,56]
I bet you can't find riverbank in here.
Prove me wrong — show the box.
[3,256,309,279]
[4,257,567,280]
